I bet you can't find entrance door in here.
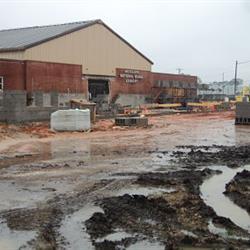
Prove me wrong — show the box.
[88,79,109,101]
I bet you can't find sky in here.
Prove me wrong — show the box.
[0,0,250,83]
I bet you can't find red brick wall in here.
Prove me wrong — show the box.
[151,72,198,99]
[0,59,85,94]
[151,72,197,85]
[110,68,152,100]
[0,60,197,101]
[25,61,83,93]
[0,59,25,90]
[112,68,198,100]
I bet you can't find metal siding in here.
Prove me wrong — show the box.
[0,51,24,60]
[24,24,152,76]
[0,20,96,51]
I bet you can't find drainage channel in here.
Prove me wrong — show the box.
[200,165,250,233]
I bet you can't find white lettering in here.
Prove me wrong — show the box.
[119,69,144,84]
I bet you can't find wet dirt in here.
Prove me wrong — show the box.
[201,165,250,232]
[224,169,250,214]
[85,168,250,249]
[1,112,250,249]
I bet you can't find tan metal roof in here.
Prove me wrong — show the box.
[0,20,153,64]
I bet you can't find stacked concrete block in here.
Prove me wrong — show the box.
[34,91,44,107]
[235,102,250,125]
[115,116,148,127]
[51,92,59,107]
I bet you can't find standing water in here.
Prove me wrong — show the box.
[59,205,104,250]
[200,165,250,232]
[0,219,36,250]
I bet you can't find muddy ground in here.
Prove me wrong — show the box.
[225,170,250,214]
[1,111,250,249]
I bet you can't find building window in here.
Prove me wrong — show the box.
[0,77,3,91]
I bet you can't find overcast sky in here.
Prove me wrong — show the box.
[1,0,250,83]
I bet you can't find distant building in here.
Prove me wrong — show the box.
[198,79,243,100]
[0,20,198,108]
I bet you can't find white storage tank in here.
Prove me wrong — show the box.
[51,109,91,131]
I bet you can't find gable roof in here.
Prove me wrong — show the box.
[0,20,153,64]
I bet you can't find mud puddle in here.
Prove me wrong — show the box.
[208,220,249,241]
[0,219,36,250]
[0,181,51,212]
[59,205,103,249]
[200,165,250,232]
[127,240,165,250]
[96,231,133,242]
[115,185,175,196]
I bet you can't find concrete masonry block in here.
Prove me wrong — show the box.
[236,103,250,117]
[34,91,44,107]
[51,92,59,107]
[3,90,27,109]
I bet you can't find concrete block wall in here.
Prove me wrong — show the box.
[0,90,67,123]
[115,94,149,107]
[0,91,3,106]
[3,90,27,110]
[235,102,250,125]
[43,93,51,107]
[34,91,44,107]
[51,92,59,107]
[0,106,63,123]
[236,102,250,117]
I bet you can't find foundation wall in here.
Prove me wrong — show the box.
[115,94,149,107]
[0,90,68,123]
[0,92,3,106]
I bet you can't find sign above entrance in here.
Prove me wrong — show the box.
[118,69,144,84]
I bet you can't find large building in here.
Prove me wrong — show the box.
[0,19,197,107]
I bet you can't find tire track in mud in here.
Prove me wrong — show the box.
[1,144,250,249]
[0,178,132,249]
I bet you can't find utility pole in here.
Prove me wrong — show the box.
[176,68,183,74]
[234,60,238,96]
[222,72,224,82]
